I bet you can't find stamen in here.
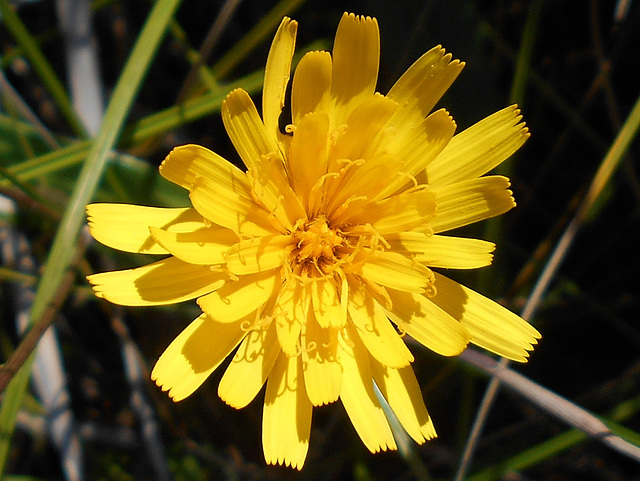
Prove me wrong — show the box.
[324,158,368,215]
[424,267,437,297]
[246,169,288,233]
[364,279,392,310]
[329,124,348,145]
[308,171,340,215]
[292,217,307,232]
[207,264,226,273]
[396,324,407,338]
[397,171,419,191]
[401,182,430,196]
[229,271,240,282]
[336,157,366,173]
[312,172,341,191]
[330,194,368,221]
[262,151,281,163]
[365,223,390,249]
[421,224,434,237]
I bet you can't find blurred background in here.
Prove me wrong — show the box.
[1,0,640,480]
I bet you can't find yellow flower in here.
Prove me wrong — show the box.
[87,13,540,469]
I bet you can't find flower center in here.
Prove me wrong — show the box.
[291,215,344,276]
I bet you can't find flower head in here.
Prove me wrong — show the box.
[87,13,540,469]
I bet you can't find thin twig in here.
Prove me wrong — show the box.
[175,0,243,102]
[0,226,91,393]
[0,182,63,220]
[0,69,60,148]
[460,349,640,463]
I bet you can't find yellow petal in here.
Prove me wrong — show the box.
[263,354,312,470]
[430,176,516,234]
[263,17,297,143]
[427,105,529,189]
[189,176,274,237]
[387,289,470,357]
[358,250,432,293]
[161,143,290,237]
[331,13,380,123]
[197,269,280,322]
[223,88,307,230]
[329,93,397,169]
[276,318,302,358]
[218,323,280,408]
[287,111,330,212]
[151,314,246,401]
[225,234,293,275]
[149,224,237,265]
[273,280,306,356]
[371,361,437,444]
[291,50,332,124]
[370,108,457,199]
[302,316,341,406]
[310,276,346,328]
[323,94,398,207]
[430,272,541,361]
[387,45,464,129]
[159,144,249,193]
[386,232,496,269]
[222,88,280,171]
[348,281,414,368]
[339,189,436,234]
[247,153,308,231]
[87,204,201,255]
[87,257,226,306]
[338,324,396,453]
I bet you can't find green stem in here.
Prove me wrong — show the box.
[0,0,183,475]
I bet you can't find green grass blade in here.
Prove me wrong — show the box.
[0,0,87,137]
[0,0,182,474]
[0,69,263,185]
[120,70,264,145]
[508,0,544,108]
[577,90,640,223]
[0,352,32,475]
[2,34,324,189]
